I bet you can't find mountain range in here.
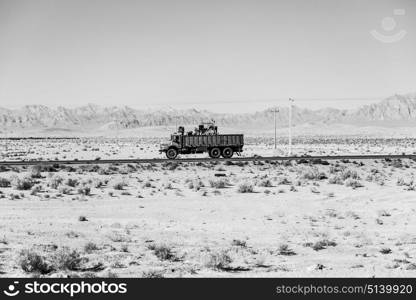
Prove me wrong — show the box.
[1,93,416,132]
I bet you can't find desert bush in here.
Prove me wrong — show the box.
[78,215,88,222]
[30,184,42,195]
[147,243,177,261]
[64,177,79,187]
[84,242,99,253]
[205,250,232,270]
[9,193,20,200]
[209,178,229,189]
[258,179,273,187]
[29,165,42,178]
[328,174,344,185]
[91,178,104,188]
[164,182,174,189]
[277,176,291,185]
[58,185,72,194]
[142,269,165,278]
[231,239,247,247]
[11,175,35,190]
[345,178,363,188]
[189,180,204,191]
[77,185,91,196]
[0,236,7,244]
[278,244,296,256]
[18,249,53,274]
[396,177,406,186]
[311,239,337,251]
[238,183,254,193]
[0,165,10,172]
[396,177,416,190]
[98,167,113,175]
[0,177,10,187]
[48,174,64,189]
[120,244,129,252]
[329,167,360,184]
[107,231,131,243]
[300,167,327,180]
[53,247,83,271]
[380,247,392,254]
[168,163,179,171]
[340,169,359,180]
[111,177,128,190]
[143,181,153,188]
[329,165,343,174]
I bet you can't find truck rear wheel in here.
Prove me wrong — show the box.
[222,147,234,158]
[166,148,178,159]
[209,147,221,158]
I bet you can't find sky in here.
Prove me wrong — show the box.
[0,0,415,112]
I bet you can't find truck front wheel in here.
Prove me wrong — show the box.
[209,147,221,158]
[166,148,178,159]
[222,147,234,158]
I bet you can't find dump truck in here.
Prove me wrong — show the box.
[159,122,244,159]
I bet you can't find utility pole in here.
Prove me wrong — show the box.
[273,107,279,150]
[288,98,294,155]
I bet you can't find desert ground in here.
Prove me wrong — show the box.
[1,135,416,277]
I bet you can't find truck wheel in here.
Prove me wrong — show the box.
[166,148,178,159]
[222,147,234,158]
[209,147,221,158]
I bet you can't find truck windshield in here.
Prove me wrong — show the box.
[172,135,179,143]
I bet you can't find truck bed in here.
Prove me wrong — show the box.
[182,134,243,147]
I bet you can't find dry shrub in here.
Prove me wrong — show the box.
[341,169,360,180]
[48,174,64,189]
[278,244,296,256]
[107,231,131,243]
[345,178,363,188]
[231,239,247,247]
[77,185,91,196]
[64,177,79,187]
[206,250,233,270]
[30,184,42,195]
[238,183,254,193]
[18,249,53,274]
[148,243,177,261]
[111,177,128,190]
[328,174,344,184]
[11,175,35,190]
[142,269,165,278]
[300,167,327,180]
[209,178,229,189]
[188,180,204,191]
[58,185,72,194]
[0,177,10,187]
[258,179,273,187]
[311,239,337,251]
[29,165,43,178]
[53,247,84,270]
[84,242,99,254]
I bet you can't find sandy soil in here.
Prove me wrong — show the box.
[1,149,416,277]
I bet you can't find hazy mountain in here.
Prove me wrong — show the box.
[1,93,416,131]
[346,93,416,121]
